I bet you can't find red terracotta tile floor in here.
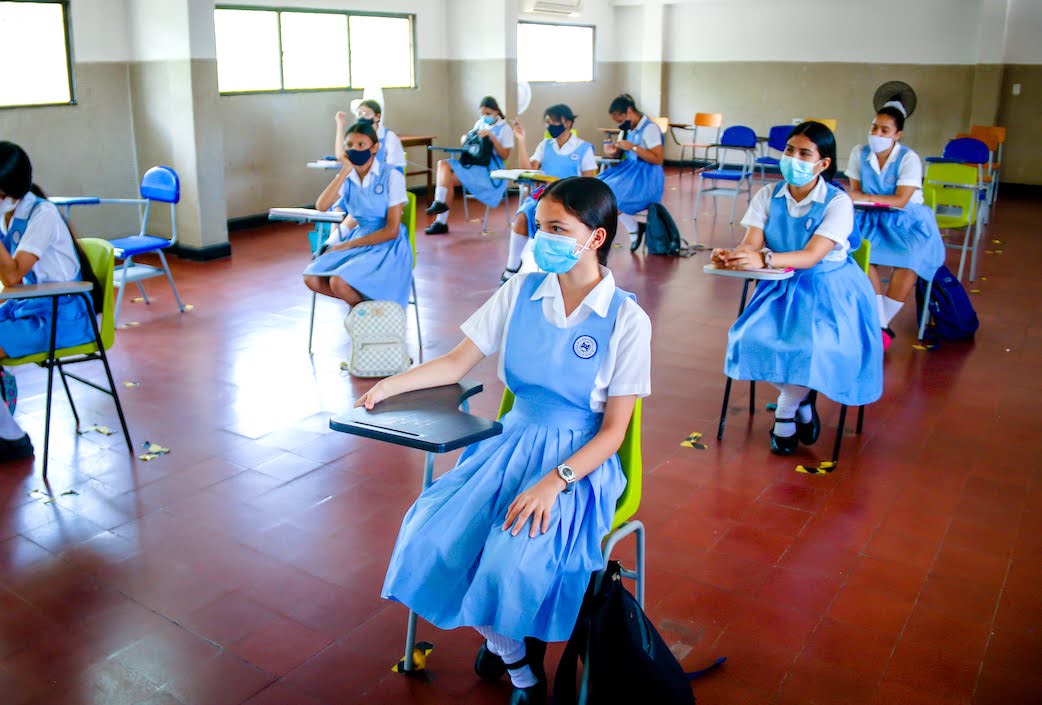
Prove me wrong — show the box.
[2,171,1040,704]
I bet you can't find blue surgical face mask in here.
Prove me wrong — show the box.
[546,123,567,139]
[481,114,496,125]
[532,230,595,274]
[779,155,821,187]
[347,148,373,166]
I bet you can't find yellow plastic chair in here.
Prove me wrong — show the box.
[307,192,423,360]
[807,118,838,132]
[497,388,645,595]
[0,239,133,476]
[923,162,981,282]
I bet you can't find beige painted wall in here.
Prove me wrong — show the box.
[997,65,1042,185]
[2,63,141,236]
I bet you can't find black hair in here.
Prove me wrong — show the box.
[876,105,906,132]
[345,122,379,145]
[0,141,33,199]
[608,93,638,116]
[539,176,618,266]
[358,99,383,117]
[544,103,577,123]
[788,121,838,183]
[479,95,504,119]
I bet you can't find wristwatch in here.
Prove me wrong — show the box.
[556,464,576,494]
[760,247,775,268]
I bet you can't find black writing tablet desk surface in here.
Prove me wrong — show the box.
[329,380,503,454]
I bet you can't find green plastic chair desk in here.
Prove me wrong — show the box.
[0,239,133,477]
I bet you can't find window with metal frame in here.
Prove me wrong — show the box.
[214,5,415,95]
[0,0,75,109]
[517,21,594,83]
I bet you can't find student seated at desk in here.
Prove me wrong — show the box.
[359,177,651,705]
[712,122,882,456]
[596,93,664,242]
[0,142,99,462]
[846,100,945,350]
[334,99,407,174]
[303,123,412,318]
[425,95,514,235]
[501,103,598,283]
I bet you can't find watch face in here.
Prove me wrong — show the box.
[559,465,575,481]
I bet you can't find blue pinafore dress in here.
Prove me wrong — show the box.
[0,197,94,359]
[302,165,413,309]
[725,181,883,406]
[382,274,631,642]
[596,118,665,214]
[515,138,594,238]
[854,145,945,280]
[448,121,509,208]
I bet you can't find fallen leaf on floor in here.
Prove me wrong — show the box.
[339,361,350,371]
[87,425,115,435]
[970,288,981,294]
[992,239,1002,245]
[138,453,160,461]
[122,381,140,388]
[184,304,195,311]
[131,297,145,303]
[680,431,707,450]
[60,490,78,496]
[995,249,1003,254]
[141,440,170,455]
[796,461,836,475]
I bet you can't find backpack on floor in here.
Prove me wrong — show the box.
[0,368,16,414]
[915,265,980,342]
[343,301,410,378]
[554,561,725,705]
[641,203,697,257]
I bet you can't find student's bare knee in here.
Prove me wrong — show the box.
[303,276,324,293]
[330,277,363,306]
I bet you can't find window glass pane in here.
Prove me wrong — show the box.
[517,23,593,83]
[281,11,350,90]
[0,1,71,107]
[214,8,281,93]
[349,15,414,89]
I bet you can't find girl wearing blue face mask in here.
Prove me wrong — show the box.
[846,101,945,350]
[359,176,651,705]
[425,95,514,235]
[303,123,413,318]
[501,104,598,283]
[711,122,882,456]
[333,99,407,174]
[596,93,665,242]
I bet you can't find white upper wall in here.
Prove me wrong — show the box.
[1005,0,1042,63]
[70,0,131,62]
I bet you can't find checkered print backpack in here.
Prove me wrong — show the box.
[343,301,410,378]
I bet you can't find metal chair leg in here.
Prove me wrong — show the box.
[749,381,756,416]
[307,291,317,355]
[400,451,437,673]
[56,364,82,433]
[462,187,470,220]
[411,279,423,363]
[135,281,149,304]
[114,258,132,325]
[41,297,60,479]
[156,250,186,311]
[482,205,491,233]
[831,404,848,463]
[917,278,933,340]
[856,405,865,435]
[717,376,734,441]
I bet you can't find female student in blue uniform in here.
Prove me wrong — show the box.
[0,142,95,462]
[303,123,413,316]
[597,94,664,241]
[500,104,598,282]
[358,176,651,704]
[333,99,407,174]
[846,101,945,349]
[712,122,882,455]
[425,96,514,235]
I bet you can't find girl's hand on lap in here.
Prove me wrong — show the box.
[503,473,564,538]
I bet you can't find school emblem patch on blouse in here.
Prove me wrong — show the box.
[572,335,597,359]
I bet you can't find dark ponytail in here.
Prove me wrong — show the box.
[608,93,638,116]
[480,95,504,119]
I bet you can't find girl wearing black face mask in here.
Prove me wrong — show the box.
[334,99,407,174]
[303,123,414,322]
[501,104,599,283]
[596,93,665,243]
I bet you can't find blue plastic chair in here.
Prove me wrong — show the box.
[103,166,186,324]
[755,125,792,181]
[694,125,758,224]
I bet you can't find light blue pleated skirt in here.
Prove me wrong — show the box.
[857,203,946,280]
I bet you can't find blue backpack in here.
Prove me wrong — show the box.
[915,265,980,341]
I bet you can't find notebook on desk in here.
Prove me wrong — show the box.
[268,208,346,223]
[703,264,795,280]
[852,201,902,211]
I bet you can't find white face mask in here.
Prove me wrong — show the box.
[0,197,17,215]
[868,134,894,154]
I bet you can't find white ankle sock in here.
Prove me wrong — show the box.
[796,393,813,424]
[435,211,449,224]
[0,403,25,440]
[434,186,448,203]
[774,384,810,436]
[506,232,527,270]
[618,213,638,235]
[876,294,886,328]
[474,627,537,688]
[881,296,904,327]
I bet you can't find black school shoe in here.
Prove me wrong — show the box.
[796,391,821,445]
[425,200,449,216]
[0,434,34,462]
[425,221,449,235]
[769,419,799,456]
[508,638,547,705]
[474,642,507,681]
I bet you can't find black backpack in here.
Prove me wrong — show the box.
[554,561,725,705]
[915,264,980,342]
[459,130,493,167]
[639,203,697,257]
